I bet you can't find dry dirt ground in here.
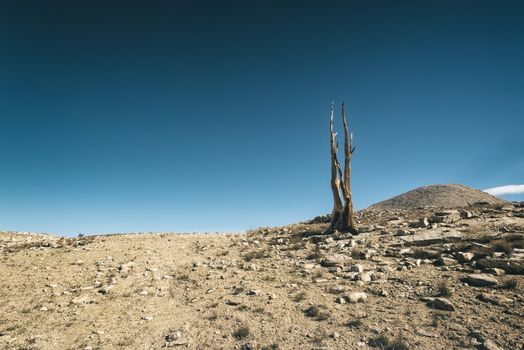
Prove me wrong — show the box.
[1,203,523,350]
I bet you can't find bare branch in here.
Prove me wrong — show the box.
[329,104,343,214]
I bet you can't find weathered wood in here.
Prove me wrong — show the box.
[326,102,358,234]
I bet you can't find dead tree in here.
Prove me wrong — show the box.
[326,102,357,234]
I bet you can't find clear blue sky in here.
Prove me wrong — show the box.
[1,0,523,235]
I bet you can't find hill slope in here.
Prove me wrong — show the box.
[367,184,506,210]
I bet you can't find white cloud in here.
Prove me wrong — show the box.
[484,184,524,196]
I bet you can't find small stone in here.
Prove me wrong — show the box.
[426,297,455,311]
[71,295,95,304]
[165,330,182,342]
[313,278,328,283]
[481,339,504,350]
[485,268,505,276]
[335,296,346,304]
[439,256,458,266]
[39,306,48,311]
[98,286,112,295]
[321,254,350,267]
[467,274,499,287]
[430,210,460,223]
[348,264,364,273]
[410,218,430,228]
[456,252,474,263]
[72,260,84,266]
[225,297,242,306]
[359,272,372,283]
[141,316,153,321]
[344,272,359,281]
[247,289,260,296]
[332,331,340,340]
[460,211,473,219]
[329,285,348,294]
[346,292,367,303]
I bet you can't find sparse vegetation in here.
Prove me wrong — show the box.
[507,263,524,275]
[412,249,441,260]
[351,247,366,259]
[500,279,518,290]
[291,291,306,302]
[304,305,330,321]
[237,304,249,311]
[304,305,320,317]
[369,334,409,350]
[306,245,324,260]
[243,249,270,261]
[233,326,250,340]
[437,284,453,298]
[492,239,512,255]
[346,318,364,329]
[261,344,279,350]
[430,312,448,327]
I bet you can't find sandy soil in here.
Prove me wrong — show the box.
[1,204,523,350]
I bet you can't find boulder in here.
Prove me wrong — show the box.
[321,254,350,268]
[430,210,460,224]
[477,293,513,306]
[425,297,455,311]
[398,230,462,246]
[466,274,498,287]
[456,252,474,263]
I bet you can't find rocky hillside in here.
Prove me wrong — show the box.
[1,202,524,349]
[367,184,507,211]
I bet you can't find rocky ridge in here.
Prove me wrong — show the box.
[367,184,507,211]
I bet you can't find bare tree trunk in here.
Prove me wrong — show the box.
[326,102,357,234]
[327,104,344,233]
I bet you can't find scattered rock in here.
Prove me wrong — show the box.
[345,292,367,303]
[425,297,455,311]
[359,272,372,283]
[71,295,96,305]
[477,293,513,306]
[321,254,350,267]
[480,339,504,350]
[410,217,430,228]
[347,264,364,273]
[430,210,461,224]
[460,210,473,219]
[98,286,112,295]
[335,296,346,304]
[466,274,499,287]
[456,252,475,263]
[225,297,243,306]
[485,268,505,276]
[329,285,348,294]
[439,256,459,266]
[398,230,462,246]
